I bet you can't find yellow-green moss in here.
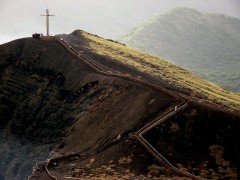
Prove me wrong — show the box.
[82,32,240,111]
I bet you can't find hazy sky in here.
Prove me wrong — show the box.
[0,0,239,44]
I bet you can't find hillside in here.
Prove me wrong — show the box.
[67,30,240,111]
[120,8,240,93]
[0,31,240,179]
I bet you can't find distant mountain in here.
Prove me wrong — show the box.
[120,8,240,92]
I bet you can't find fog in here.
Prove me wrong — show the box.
[0,0,239,44]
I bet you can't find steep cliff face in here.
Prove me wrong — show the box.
[0,38,92,140]
[0,38,91,179]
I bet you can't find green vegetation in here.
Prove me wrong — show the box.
[119,8,240,93]
[80,31,240,111]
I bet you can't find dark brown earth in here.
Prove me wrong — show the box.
[0,32,239,180]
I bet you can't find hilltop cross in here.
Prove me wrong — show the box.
[41,9,54,36]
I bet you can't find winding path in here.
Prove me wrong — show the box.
[32,37,206,180]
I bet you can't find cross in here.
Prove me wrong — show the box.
[41,9,54,36]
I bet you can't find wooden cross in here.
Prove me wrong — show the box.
[41,9,54,36]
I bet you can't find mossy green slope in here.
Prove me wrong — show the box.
[78,31,240,111]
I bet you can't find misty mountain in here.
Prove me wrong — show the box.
[1,0,240,44]
[120,8,240,92]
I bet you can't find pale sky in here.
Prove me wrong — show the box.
[0,0,239,44]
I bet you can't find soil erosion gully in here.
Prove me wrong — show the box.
[34,37,206,180]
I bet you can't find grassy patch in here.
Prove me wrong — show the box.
[81,31,240,111]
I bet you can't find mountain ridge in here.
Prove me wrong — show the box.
[68,30,240,111]
[120,7,240,93]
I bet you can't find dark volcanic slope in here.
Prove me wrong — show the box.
[0,38,178,179]
[1,35,240,179]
